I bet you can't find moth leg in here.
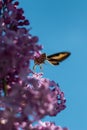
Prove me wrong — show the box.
[33,64,37,71]
[33,64,43,71]
[40,64,43,70]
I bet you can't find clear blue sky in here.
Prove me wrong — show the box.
[20,0,87,130]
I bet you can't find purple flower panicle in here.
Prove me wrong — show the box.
[0,0,68,130]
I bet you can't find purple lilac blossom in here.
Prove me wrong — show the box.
[0,0,68,130]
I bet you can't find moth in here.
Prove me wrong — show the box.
[33,52,71,70]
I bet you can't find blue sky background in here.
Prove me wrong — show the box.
[20,1,87,130]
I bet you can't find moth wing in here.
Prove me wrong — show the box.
[47,59,60,65]
[47,52,70,65]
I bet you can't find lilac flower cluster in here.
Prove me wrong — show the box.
[28,121,68,130]
[0,0,68,130]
